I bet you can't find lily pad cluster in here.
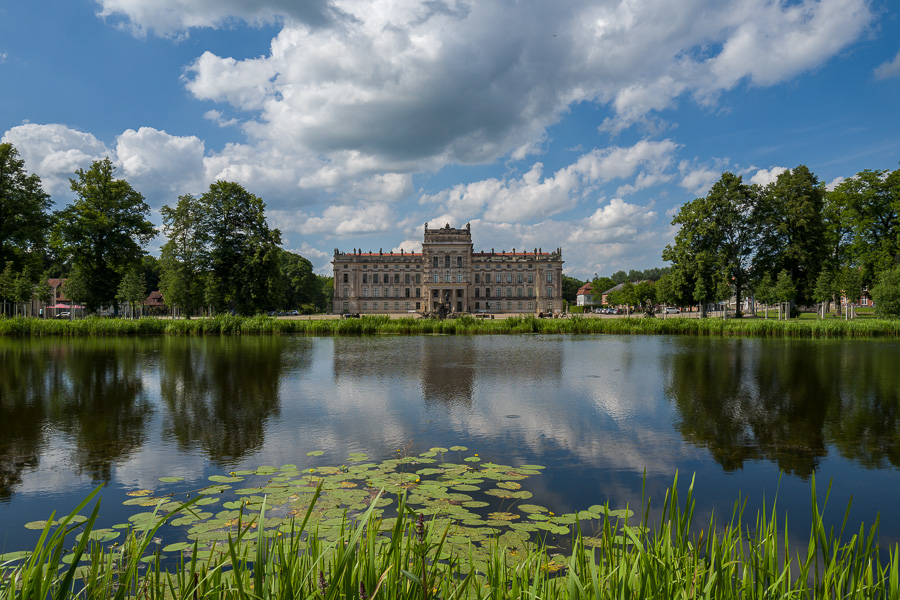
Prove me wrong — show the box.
[19,447,636,568]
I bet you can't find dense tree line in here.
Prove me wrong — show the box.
[0,142,330,317]
[661,166,900,318]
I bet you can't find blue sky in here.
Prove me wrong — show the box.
[2,0,898,279]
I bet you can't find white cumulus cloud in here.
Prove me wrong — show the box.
[874,49,900,80]
[1,123,110,196]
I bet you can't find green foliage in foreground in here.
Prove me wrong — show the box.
[4,313,900,338]
[2,474,897,600]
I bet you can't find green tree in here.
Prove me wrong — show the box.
[318,275,334,313]
[755,166,827,310]
[561,275,585,305]
[0,261,13,315]
[203,181,282,315]
[34,277,52,317]
[829,169,900,287]
[0,143,51,275]
[141,255,161,294]
[51,159,156,314]
[663,183,736,317]
[813,269,841,316]
[610,270,628,285]
[279,250,318,310]
[591,276,615,300]
[632,280,657,316]
[871,265,900,319]
[754,273,776,318]
[12,267,34,316]
[665,172,758,317]
[116,268,147,319]
[655,272,682,308]
[159,194,209,317]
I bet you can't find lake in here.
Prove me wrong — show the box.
[2,334,899,551]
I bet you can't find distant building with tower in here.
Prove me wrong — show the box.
[332,223,564,315]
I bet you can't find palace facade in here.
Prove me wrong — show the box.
[332,223,564,315]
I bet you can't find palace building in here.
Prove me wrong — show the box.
[332,223,564,315]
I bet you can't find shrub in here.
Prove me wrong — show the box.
[871,265,900,319]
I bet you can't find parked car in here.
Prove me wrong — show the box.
[664,307,680,314]
[55,311,71,319]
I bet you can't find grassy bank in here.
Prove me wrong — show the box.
[3,313,900,337]
[1,476,896,600]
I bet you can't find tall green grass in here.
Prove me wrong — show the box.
[3,313,900,338]
[2,475,897,600]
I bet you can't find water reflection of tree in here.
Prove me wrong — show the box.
[159,337,296,466]
[0,341,51,500]
[825,346,900,468]
[665,339,900,476]
[51,340,152,482]
[664,340,828,477]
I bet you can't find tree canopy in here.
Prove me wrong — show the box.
[51,158,155,313]
[0,143,51,278]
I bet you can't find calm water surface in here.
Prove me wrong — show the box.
[1,334,899,550]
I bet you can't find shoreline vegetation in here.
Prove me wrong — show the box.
[1,475,896,600]
[2,313,900,338]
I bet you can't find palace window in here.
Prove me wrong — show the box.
[547,272,553,283]
[343,287,348,298]
[495,273,501,283]
[395,288,400,297]
[433,256,438,268]
[445,272,451,283]
[457,273,463,283]
[394,274,400,283]
[444,256,450,268]
[528,273,533,283]
[405,288,410,298]
[405,274,410,283]
[475,274,480,283]
[506,273,512,283]
[475,288,480,298]
[485,288,491,297]
[416,288,420,297]
[373,274,379,284]
[374,288,379,298]
[363,287,368,297]
[517,287,522,297]
[546,286,553,298]
[415,274,420,283]
[362,274,367,283]
[527,287,533,297]
[433,273,439,283]
[517,273,522,283]
[456,256,462,267]
[343,273,348,283]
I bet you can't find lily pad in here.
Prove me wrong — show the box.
[306,450,324,457]
[24,520,58,530]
